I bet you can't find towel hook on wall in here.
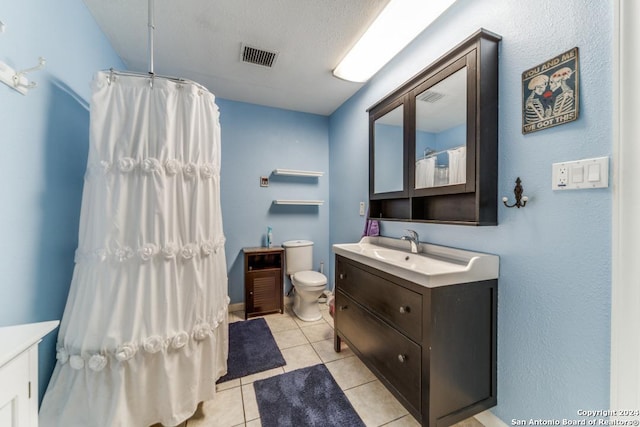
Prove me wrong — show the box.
[502,177,529,209]
[0,20,46,95]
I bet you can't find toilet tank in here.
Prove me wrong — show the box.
[282,240,313,274]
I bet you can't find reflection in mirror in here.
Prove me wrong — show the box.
[374,104,404,193]
[415,67,467,189]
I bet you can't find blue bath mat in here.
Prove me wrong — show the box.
[253,364,365,427]
[216,318,286,383]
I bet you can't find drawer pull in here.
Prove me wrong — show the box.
[397,354,407,363]
[338,305,348,311]
[399,306,410,314]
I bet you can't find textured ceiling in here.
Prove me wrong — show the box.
[82,0,390,115]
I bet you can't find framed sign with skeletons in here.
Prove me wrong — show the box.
[522,47,579,134]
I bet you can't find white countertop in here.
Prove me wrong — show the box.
[333,236,499,288]
[0,321,60,367]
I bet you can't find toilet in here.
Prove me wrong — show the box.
[282,240,327,322]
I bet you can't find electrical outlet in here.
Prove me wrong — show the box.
[552,162,569,189]
[359,201,365,216]
[552,157,608,190]
[558,166,568,187]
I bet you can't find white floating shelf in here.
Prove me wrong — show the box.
[272,169,324,177]
[273,200,324,206]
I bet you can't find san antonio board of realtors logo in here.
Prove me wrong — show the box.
[522,47,579,134]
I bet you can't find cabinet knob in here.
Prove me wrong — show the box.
[338,305,348,311]
[249,292,253,295]
[397,354,406,363]
[399,306,410,314]
[339,273,345,280]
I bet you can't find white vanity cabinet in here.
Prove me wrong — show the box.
[0,321,59,427]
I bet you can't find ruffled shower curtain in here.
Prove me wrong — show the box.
[447,146,466,185]
[415,156,436,188]
[40,71,229,427]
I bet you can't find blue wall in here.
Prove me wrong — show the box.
[0,0,124,400]
[217,99,330,302]
[329,0,612,421]
[374,123,404,193]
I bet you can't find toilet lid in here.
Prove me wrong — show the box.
[293,271,327,286]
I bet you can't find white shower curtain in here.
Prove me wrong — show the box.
[40,71,229,427]
[447,146,467,185]
[415,156,436,188]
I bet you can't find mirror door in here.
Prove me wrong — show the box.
[370,97,408,198]
[410,52,477,196]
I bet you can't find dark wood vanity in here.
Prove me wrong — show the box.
[369,29,501,225]
[350,28,501,425]
[334,254,497,426]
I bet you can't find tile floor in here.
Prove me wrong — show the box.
[175,302,485,427]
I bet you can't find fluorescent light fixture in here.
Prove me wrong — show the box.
[333,0,457,83]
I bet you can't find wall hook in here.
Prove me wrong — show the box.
[502,177,529,208]
[15,56,46,86]
[0,20,46,94]
[0,56,46,95]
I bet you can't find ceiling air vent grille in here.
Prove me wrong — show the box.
[241,44,279,68]
[417,90,445,103]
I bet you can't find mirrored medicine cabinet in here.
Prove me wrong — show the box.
[369,29,501,225]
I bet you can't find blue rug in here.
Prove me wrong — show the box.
[253,364,365,427]
[216,318,286,383]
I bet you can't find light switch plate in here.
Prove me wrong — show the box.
[552,157,608,190]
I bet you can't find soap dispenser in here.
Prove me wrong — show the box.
[266,226,273,248]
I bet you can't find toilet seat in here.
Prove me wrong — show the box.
[292,271,327,288]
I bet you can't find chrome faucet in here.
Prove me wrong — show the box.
[401,229,419,254]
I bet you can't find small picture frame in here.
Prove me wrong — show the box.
[260,176,269,187]
[522,47,579,134]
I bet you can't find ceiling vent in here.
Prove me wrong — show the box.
[417,90,445,103]
[241,43,279,68]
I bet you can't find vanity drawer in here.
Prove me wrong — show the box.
[337,258,422,342]
[336,291,421,412]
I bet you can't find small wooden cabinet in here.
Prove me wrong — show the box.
[334,255,497,427]
[243,247,284,319]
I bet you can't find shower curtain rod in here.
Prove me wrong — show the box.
[419,144,465,160]
[148,0,154,75]
[102,0,209,94]
[104,69,211,93]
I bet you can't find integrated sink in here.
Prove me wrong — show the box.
[333,236,499,287]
